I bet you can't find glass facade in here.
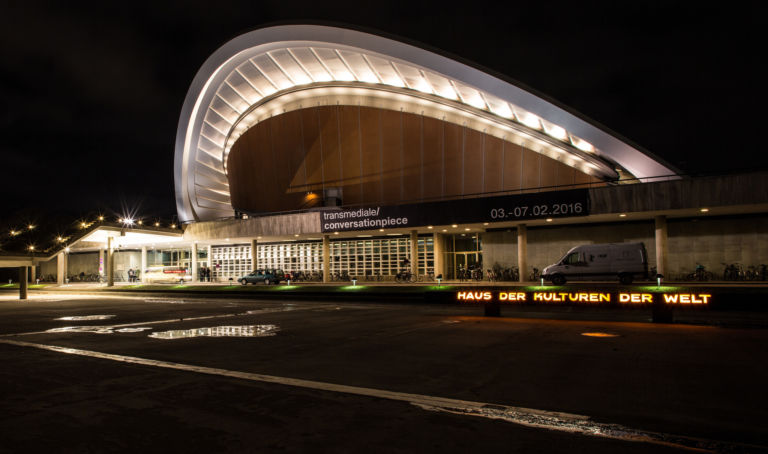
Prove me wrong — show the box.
[259,242,322,273]
[208,236,435,281]
[210,245,251,282]
[444,234,483,280]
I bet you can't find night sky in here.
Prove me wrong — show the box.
[0,2,764,247]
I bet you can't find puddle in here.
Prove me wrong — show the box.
[114,327,153,333]
[46,326,152,334]
[148,325,279,340]
[55,315,115,321]
[46,326,115,334]
[244,306,298,315]
[581,332,620,338]
[145,298,190,304]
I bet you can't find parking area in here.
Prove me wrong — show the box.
[1,292,766,452]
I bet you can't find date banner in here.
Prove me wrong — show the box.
[320,188,589,232]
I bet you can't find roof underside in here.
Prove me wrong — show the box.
[175,25,677,222]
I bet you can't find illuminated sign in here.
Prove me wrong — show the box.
[499,292,527,301]
[456,291,493,301]
[662,293,710,304]
[533,292,610,303]
[321,189,589,232]
[455,290,711,305]
[619,293,653,303]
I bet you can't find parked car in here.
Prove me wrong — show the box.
[542,242,648,285]
[238,269,286,285]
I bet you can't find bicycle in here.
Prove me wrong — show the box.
[686,264,713,281]
[722,263,742,281]
[395,269,414,283]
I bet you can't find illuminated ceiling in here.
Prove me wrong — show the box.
[79,228,184,248]
[175,25,677,222]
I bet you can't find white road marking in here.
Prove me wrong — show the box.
[0,339,755,453]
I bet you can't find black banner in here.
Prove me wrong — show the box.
[320,189,590,232]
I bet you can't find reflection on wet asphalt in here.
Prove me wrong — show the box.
[46,326,153,334]
[46,326,115,334]
[148,325,280,339]
[55,315,116,321]
[581,332,620,338]
[114,327,153,333]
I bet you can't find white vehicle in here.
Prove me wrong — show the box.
[143,266,192,284]
[542,242,648,285]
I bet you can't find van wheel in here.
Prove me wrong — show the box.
[264,278,270,285]
[619,274,633,285]
[552,275,566,286]
[240,279,247,285]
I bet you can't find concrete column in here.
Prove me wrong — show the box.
[57,252,66,285]
[322,235,330,283]
[98,249,105,279]
[30,265,36,283]
[655,216,668,278]
[19,267,27,300]
[141,246,148,283]
[107,236,114,287]
[207,245,213,282]
[250,239,258,271]
[517,224,528,282]
[191,243,198,282]
[410,230,418,277]
[433,233,444,279]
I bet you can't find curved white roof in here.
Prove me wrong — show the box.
[175,25,676,222]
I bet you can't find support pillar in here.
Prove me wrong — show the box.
[655,216,668,278]
[250,239,258,272]
[19,267,27,300]
[207,245,213,282]
[433,233,444,279]
[107,236,114,287]
[191,243,198,282]
[57,252,66,285]
[98,248,105,279]
[30,265,36,283]
[517,224,528,282]
[141,246,147,283]
[410,230,418,278]
[322,235,330,283]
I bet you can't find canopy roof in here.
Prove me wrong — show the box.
[175,25,676,222]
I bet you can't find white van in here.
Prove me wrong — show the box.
[143,266,192,284]
[542,242,648,285]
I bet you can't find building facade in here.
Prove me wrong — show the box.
[32,25,768,284]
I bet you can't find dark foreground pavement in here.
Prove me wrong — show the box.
[0,292,766,453]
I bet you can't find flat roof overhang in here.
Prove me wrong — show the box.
[177,203,768,247]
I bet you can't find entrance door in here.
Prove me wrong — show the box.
[455,254,467,280]
[454,252,482,280]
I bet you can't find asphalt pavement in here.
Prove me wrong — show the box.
[0,292,766,453]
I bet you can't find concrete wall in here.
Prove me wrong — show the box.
[483,222,654,277]
[184,212,321,241]
[40,252,99,278]
[590,171,768,214]
[668,215,768,279]
[482,215,768,280]
[39,250,141,281]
